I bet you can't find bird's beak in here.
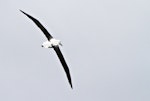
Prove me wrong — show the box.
[60,42,63,46]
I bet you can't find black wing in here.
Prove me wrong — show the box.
[53,46,73,88]
[20,10,53,40]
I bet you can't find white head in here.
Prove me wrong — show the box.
[41,38,62,48]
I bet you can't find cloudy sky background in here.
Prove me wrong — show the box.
[0,0,150,101]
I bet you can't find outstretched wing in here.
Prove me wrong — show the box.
[20,10,53,40]
[53,46,73,88]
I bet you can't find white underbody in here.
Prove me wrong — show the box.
[42,38,62,48]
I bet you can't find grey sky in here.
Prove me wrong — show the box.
[0,0,150,101]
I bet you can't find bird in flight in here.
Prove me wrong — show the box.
[20,10,73,88]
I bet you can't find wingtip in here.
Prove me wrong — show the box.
[19,10,32,19]
[70,82,73,89]
[19,9,26,14]
[68,75,73,89]
[71,86,73,89]
[19,9,23,13]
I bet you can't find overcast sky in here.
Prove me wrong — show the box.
[0,0,150,101]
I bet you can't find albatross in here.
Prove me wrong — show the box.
[20,10,73,88]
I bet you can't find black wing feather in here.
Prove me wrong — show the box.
[20,10,53,40]
[53,46,73,88]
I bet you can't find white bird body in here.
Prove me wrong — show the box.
[42,38,61,48]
